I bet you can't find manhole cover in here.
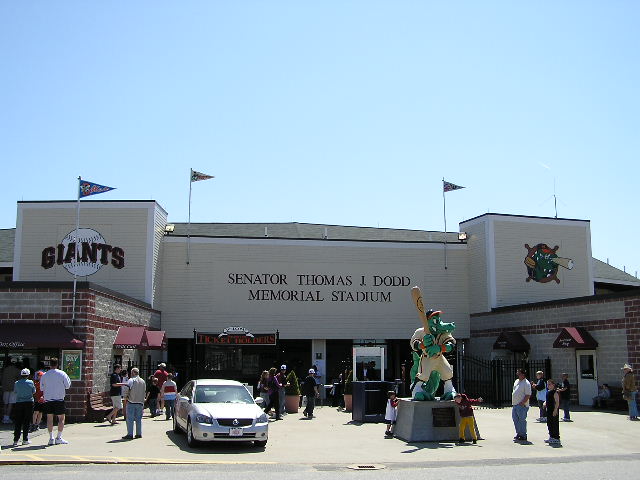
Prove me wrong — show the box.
[347,464,386,470]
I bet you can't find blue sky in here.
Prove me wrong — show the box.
[1,1,639,276]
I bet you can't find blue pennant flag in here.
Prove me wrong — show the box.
[79,179,116,198]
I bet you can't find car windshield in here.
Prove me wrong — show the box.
[193,385,254,404]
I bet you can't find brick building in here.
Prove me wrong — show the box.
[468,292,640,401]
[0,282,161,420]
[0,201,638,419]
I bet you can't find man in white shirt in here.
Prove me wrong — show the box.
[512,368,531,442]
[122,367,146,440]
[40,357,72,445]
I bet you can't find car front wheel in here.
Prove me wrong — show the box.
[187,419,199,448]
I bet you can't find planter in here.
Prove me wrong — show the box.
[344,394,353,412]
[285,395,300,414]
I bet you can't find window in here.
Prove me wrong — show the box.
[193,385,254,404]
[180,381,194,398]
[579,354,594,379]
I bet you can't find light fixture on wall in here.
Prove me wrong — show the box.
[164,224,175,234]
[458,232,468,242]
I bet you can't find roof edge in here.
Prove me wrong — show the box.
[460,212,590,225]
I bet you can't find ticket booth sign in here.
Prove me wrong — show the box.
[196,331,277,346]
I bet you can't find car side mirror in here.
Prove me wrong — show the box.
[254,397,264,406]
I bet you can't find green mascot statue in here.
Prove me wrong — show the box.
[409,286,457,401]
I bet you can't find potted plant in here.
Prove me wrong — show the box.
[344,370,353,412]
[284,370,301,413]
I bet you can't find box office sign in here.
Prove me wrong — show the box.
[196,328,277,346]
[61,350,82,381]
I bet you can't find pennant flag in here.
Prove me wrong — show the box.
[443,180,464,193]
[79,180,116,198]
[191,169,214,182]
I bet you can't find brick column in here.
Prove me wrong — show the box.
[624,299,640,368]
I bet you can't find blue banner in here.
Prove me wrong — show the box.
[79,180,116,198]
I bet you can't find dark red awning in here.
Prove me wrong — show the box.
[113,327,166,350]
[0,324,84,349]
[113,327,147,349]
[493,331,530,352]
[553,327,598,349]
[144,330,167,350]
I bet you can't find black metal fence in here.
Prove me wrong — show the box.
[460,354,552,407]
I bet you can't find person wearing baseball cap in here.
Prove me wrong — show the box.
[12,368,35,446]
[153,363,168,415]
[621,364,638,420]
[302,368,320,419]
[31,370,46,432]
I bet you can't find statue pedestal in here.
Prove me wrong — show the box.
[394,398,480,442]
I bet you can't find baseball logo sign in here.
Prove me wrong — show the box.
[62,228,106,276]
[524,243,573,284]
[41,228,125,275]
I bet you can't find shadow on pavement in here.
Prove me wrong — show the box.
[6,444,48,452]
[343,421,365,426]
[106,438,139,444]
[165,430,266,454]
[402,442,454,453]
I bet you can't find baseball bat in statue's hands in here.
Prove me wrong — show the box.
[411,286,429,331]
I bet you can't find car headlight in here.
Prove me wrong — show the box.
[256,413,269,423]
[194,414,213,424]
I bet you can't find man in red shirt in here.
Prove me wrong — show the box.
[153,363,168,414]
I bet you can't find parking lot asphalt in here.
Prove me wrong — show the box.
[0,404,638,466]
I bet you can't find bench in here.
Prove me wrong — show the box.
[87,393,112,422]
[596,386,634,411]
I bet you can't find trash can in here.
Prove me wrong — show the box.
[352,381,394,422]
[331,382,343,407]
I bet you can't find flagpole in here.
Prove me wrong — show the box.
[187,168,192,265]
[72,176,82,322]
[442,177,448,270]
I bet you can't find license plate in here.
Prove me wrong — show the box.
[229,428,243,437]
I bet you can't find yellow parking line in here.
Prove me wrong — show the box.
[0,452,277,465]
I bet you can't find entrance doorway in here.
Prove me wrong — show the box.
[576,350,598,406]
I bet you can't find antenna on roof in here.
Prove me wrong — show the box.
[553,178,559,218]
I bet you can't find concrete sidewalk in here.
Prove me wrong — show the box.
[0,405,638,465]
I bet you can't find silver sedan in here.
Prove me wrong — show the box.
[173,379,269,448]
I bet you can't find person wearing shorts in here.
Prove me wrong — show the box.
[40,357,71,445]
[153,363,168,414]
[106,365,124,425]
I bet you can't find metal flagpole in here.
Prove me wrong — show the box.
[72,176,82,322]
[187,168,192,265]
[442,177,448,270]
